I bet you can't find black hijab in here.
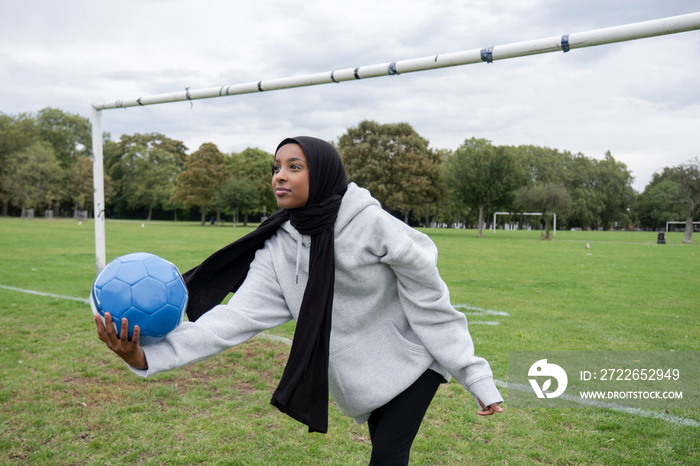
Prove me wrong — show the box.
[182,136,348,433]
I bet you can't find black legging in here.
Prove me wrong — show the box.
[367,369,445,465]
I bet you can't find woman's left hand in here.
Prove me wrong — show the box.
[476,398,504,416]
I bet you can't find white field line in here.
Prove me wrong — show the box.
[4,285,697,427]
[495,380,699,428]
[0,284,90,304]
[0,286,502,325]
[453,304,510,325]
[453,304,510,316]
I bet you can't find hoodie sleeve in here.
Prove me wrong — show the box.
[377,216,503,409]
[130,245,292,377]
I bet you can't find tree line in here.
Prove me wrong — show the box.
[1,108,698,242]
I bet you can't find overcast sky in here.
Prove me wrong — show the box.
[1,0,699,192]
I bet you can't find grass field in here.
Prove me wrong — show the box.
[1,217,698,464]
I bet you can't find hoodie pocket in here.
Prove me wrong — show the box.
[328,322,434,417]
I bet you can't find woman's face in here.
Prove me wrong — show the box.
[272,143,310,209]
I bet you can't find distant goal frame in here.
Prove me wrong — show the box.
[666,221,700,232]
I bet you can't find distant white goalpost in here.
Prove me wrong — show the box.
[492,212,557,235]
[666,221,700,232]
[91,12,700,273]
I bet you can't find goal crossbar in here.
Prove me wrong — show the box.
[90,12,700,273]
[92,13,700,111]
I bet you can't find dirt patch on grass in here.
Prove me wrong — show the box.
[34,337,291,410]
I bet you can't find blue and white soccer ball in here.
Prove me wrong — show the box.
[90,252,188,346]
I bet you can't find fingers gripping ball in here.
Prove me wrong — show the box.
[90,252,188,346]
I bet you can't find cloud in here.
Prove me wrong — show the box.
[1,0,699,193]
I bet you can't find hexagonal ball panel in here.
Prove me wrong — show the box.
[166,280,188,308]
[121,307,150,339]
[143,256,180,284]
[149,304,184,336]
[98,279,133,316]
[115,260,149,286]
[132,276,168,314]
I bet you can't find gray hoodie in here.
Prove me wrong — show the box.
[132,183,503,424]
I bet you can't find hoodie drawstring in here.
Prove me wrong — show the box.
[295,234,302,284]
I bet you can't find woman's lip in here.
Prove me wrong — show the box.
[275,187,291,195]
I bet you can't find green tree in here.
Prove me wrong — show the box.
[171,143,229,225]
[0,112,40,215]
[70,155,115,214]
[35,108,92,169]
[516,145,572,185]
[217,176,258,226]
[565,155,599,229]
[337,120,442,223]
[228,148,277,217]
[117,133,188,170]
[4,141,66,213]
[637,180,686,229]
[431,149,465,227]
[595,152,635,230]
[1,108,92,216]
[106,133,187,219]
[514,182,572,240]
[124,147,180,220]
[512,146,635,230]
[445,138,524,237]
[665,158,700,243]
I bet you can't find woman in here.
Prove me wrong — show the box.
[96,136,503,465]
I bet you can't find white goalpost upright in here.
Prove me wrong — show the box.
[90,12,700,273]
[91,107,106,272]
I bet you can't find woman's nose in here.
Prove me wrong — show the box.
[273,168,286,181]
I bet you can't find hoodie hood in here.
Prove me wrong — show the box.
[334,183,382,237]
[280,183,380,242]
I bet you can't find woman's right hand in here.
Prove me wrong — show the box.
[95,312,148,370]
[476,398,504,416]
